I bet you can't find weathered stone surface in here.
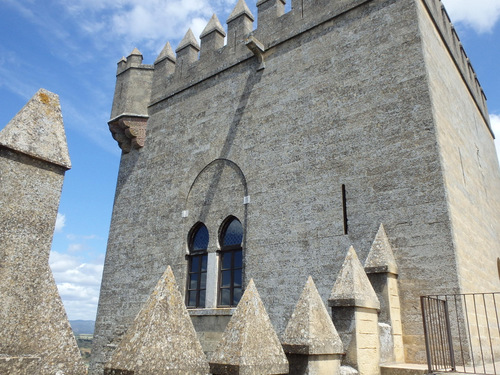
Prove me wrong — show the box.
[201,14,226,38]
[282,276,343,355]
[0,90,86,375]
[364,224,398,275]
[329,247,380,310]
[0,88,71,169]
[209,279,289,375]
[283,277,343,375]
[105,266,209,374]
[336,308,380,375]
[227,0,254,23]
[0,356,41,375]
[91,0,500,372]
[155,42,176,63]
[176,28,200,53]
[365,225,404,363]
[330,248,381,374]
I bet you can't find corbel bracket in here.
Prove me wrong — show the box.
[108,115,148,153]
[245,36,266,71]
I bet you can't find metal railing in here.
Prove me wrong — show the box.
[421,292,500,374]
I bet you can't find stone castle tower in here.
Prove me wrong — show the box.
[90,0,500,373]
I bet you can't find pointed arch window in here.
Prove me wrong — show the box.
[186,223,208,308]
[218,217,243,307]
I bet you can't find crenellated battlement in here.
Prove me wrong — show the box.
[111,0,490,130]
[145,0,381,106]
[116,48,154,76]
[422,0,491,131]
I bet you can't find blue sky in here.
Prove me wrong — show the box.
[0,0,499,320]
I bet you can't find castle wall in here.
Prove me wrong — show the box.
[418,0,500,295]
[418,0,500,362]
[91,0,500,372]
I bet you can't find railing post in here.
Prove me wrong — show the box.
[444,299,456,371]
[421,296,433,373]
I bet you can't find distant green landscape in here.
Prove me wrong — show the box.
[75,334,93,365]
[70,320,95,366]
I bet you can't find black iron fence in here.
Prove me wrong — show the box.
[421,292,500,374]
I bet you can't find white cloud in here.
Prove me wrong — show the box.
[49,251,104,320]
[68,243,85,252]
[54,213,66,233]
[490,114,500,162]
[56,0,238,56]
[441,0,500,33]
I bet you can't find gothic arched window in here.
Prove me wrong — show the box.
[186,223,209,308]
[218,217,243,307]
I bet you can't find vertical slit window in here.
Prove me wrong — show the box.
[342,184,348,235]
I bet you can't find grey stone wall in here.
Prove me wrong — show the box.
[418,0,500,295]
[90,0,500,372]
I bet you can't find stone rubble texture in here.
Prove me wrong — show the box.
[209,279,289,375]
[0,89,86,375]
[90,0,500,372]
[0,88,71,169]
[104,266,210,375]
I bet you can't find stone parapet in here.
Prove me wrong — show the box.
[210,279,289,375]
[365,224,404,363]
[0,356,41,375]
[421,0,490,132]
[283,276,343,375]
[330,247,381,375]
[104,266,209,374]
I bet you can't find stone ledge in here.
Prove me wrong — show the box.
[380,363,429,375]
[188,308,235,316]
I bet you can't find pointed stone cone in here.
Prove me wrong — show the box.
[0,89,71,169]
[201,14,226,38]
[227,0,255,23]
[365,225,405,363]
[0,89,85,375]
[127,47,143,66]
[328,246,380,309]
[104,266,209,374]
[176,28,200,66]
[129,47,142,56]
[155,41,176,64]
[364,224,398,275]
[329,248,381,375]
[200,14,226,57]
[227,0,254,48]
[176,28,200,53]
[210,279,289,374]
[152,41,176,98]
[283,276,343,355]
[282,276,344,375]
